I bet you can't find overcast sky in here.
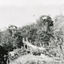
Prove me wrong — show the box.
[0,0,64,29]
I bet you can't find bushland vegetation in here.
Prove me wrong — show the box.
[1,15,64,64]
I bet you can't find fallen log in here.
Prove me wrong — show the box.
[23,38,46,51]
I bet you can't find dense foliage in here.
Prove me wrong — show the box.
[0,15,64,58]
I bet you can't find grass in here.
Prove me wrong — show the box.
[9,54,64,64]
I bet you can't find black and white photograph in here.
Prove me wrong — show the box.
[0,0,64,64]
